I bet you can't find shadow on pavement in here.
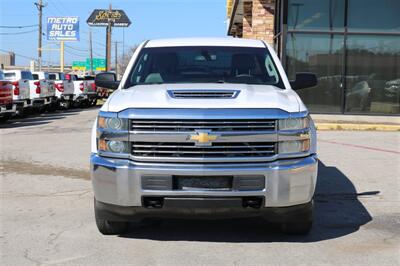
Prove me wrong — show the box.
[120,161,375,242]
[0,106,99,129]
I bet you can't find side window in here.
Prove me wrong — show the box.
[4,73,16,80]
[32,74,39,80]
[48,74,56,80]
[265,55,279,83]
[22,71,33,80]
[130,53,148,84]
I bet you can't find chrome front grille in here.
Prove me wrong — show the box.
[131,119,276,132]
[168,90,240,99]
[130,118,277,163]
[131,142,276,159]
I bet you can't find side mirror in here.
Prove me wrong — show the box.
[95,72,120,90]
[290,73,318,90]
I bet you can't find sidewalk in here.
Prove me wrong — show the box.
[311,114,400,131]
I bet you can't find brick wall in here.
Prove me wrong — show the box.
[251,0,275,45]
[242,1,253,39]
[229,0,276,45]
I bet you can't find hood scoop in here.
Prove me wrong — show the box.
[168,90,240,99]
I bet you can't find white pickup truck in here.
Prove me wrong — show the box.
[48,72,74,108]
[91,38,318,235]
[32,71,58,111]
[3,70,32,115]
[67,74,97,107]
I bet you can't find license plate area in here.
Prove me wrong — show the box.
[173,176,233,191]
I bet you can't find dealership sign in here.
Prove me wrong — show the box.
[47,17,79,41]
[87,9,131,27]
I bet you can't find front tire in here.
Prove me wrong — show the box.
[279,201,313,235]
[94,199,129,235]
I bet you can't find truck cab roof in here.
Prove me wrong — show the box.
[144,37,267,48]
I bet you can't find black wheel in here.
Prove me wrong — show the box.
[90,98,97,107]
[48,102,58,112]
[280,221,312,235]
[0,115,10,123]
[63,100,71,109]
[18,107,32,117]
[279,201,313,235]
[94,200,129,235]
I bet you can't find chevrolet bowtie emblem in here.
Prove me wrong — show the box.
[189,131,219,146]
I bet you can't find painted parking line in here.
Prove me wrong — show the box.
[319,139,400,155]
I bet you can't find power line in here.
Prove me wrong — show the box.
[0,48,51,64]
[47,0,66,16]
[0,24,38,28]
[63,47,87,57]
[0,29,37,35]
[64,44,88,52]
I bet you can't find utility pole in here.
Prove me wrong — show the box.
[60,41,64,72]
[105,3,112,71]
[35,0,46,71]
[114,41,120,78]
[89,29,94,75]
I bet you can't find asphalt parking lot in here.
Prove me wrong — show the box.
[1,108,399,265]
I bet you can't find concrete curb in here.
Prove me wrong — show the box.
[315,123,400,131]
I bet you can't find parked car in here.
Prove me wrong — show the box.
[91,38,318,235]
[0,70,16,122]
[384,78,400,98]
[32,71,58,111]
[66,74,97,107]
[48,72,74,108]
[3,70,32,116]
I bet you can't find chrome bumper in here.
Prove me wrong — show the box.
[91,154,318,208]
[0,104,16,114]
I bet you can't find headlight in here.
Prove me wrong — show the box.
[279,140,310,154]
[279,118,308,130]
[98,117,128,130]
[98,139,129,153]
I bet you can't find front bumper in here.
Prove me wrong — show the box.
[75,93,97,101]
[91,154,318,208]
[60,94,74,101]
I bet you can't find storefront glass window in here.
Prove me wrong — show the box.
[345,35,400,114]
[348,0,400,32]
[287,0,345,31]
[286,33,343,113]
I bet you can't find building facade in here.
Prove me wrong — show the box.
[0,52,16,68]
[227,0,400,115]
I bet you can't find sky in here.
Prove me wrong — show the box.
[0,0,228,65]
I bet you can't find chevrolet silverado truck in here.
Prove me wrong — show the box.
[48,72,74,108]
[91,38,318,235]
[5,70,50,112]
[3,70,32,116]
[0,71,16,122]
[67,74,97,107]
[32,71,58,111]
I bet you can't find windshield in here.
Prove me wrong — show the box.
[126,46,283,88]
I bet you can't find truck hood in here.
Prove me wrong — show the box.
[105,83,304,113]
